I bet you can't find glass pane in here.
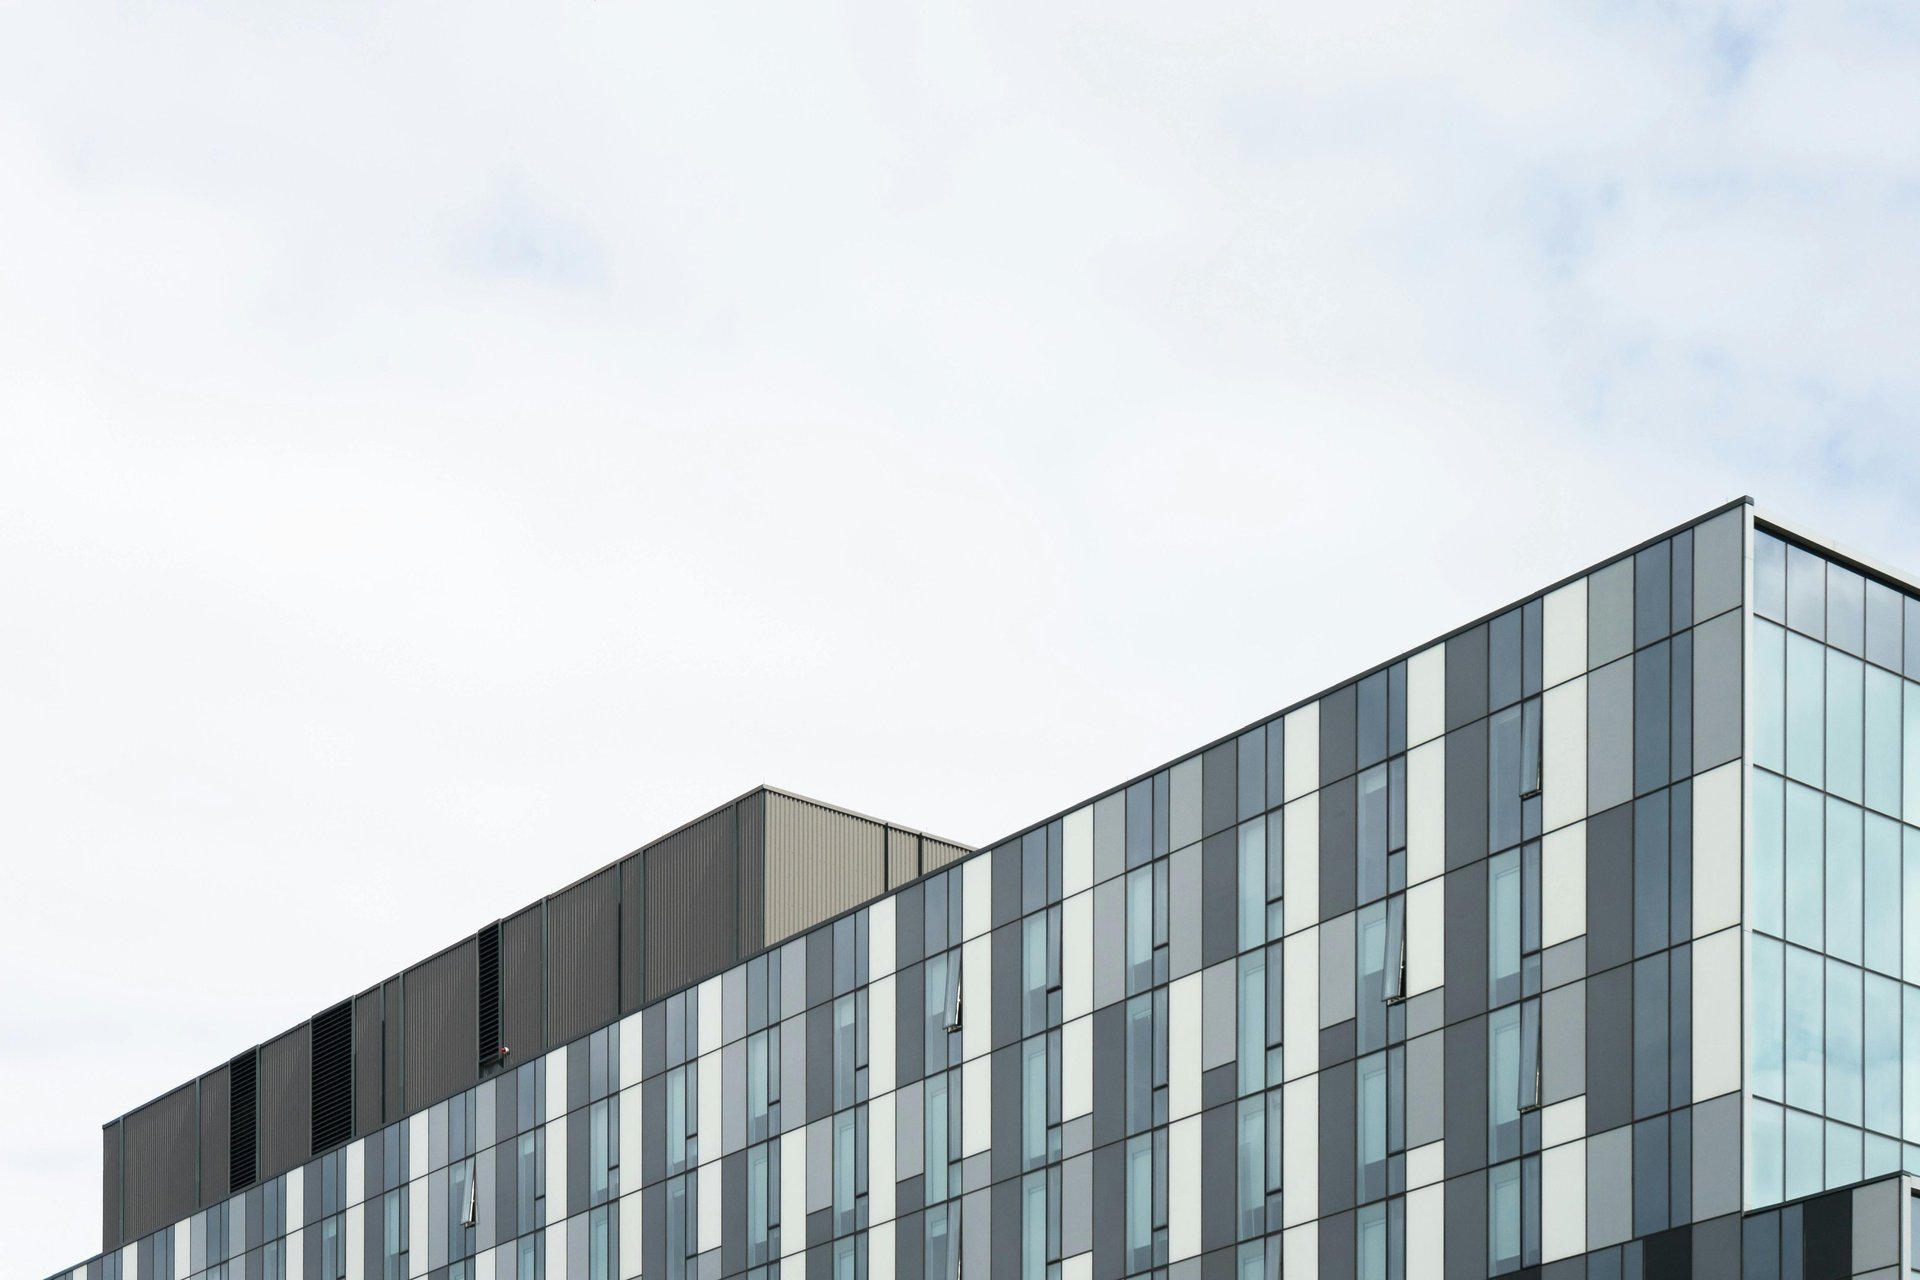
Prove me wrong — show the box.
[1828,800,1863,965]
[1866,666,1903,818]
[1787,633,1825,787]
[1788,546,1826,639]
[1867,813,1901,976]
[1238,822,1265,952]
[1829,651,1865,804]
[1237,952,1265,1096]
[1785,782,1824,951]
[1754,770,1785,938]
[1865,972,1900,1139]
[1358,765,1388,904]
[1785,945,1824,1113]
[1488,1161,1521,1274]
[1356,1053,1387,1204]
[1489,707,1521,853]
[1749,1099,1783,1207]
[1786,1107,1824,1201]
[1754,532,1787,621]
[1237,1097,1264,1239]
[1488,1006,1520,1163]
[1753,934,1784,1102]
[1488,850,1520,1007]
[1827,959,1863,1126]
[1755,620,1787,774]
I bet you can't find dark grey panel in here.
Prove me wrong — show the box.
[1202,1102,1235,1251]
[991,923,1020,1051]
[122,1084,197,1243]
[896,960,924,1086]
[1202,738,1238,837]
[502,903,545,1064]
[404,938,479,1112]
[257,1023,310,1179]
[620,854,645,1016]
[991,840,1020,929]
[762,791,887,948]
[548,865,620,1048]
[1318,681,1357,787]
[1443,1171,1487,1280]
[101,1120,122,1253]
[1444,721,1488,871]
[1587,803,1634,976]
[645,803,740,1001]
[1201,830,1236,969]
[196,1066,229,1208]
[990,1046,1021,1183]
[1319,774,1357,920]
[382,979,404,1124]
[1443,863,1487,1025]
[1587,964,1633,1134]
[1092,1004,1124,1150]
[1092,1141,1123,1280]
[353,989,383,1138]
[1446,624,1489,732]
[1442,1016,1486,1180]
[1318,1061,1356,1217]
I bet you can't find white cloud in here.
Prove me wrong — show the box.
[2,1,1918,1272]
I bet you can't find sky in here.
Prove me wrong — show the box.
[2,0,1919,1272]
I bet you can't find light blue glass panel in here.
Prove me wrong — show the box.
[1754,770,1785,939]
[1785,1107,1824,1201]
[1022,1173,1045,1280]
[1125,1135,1151,1269]
[1907,682,1920,821]
[1827,960,1863,1125]
[1755,620,1787,774]
[1753,935,1784,1102]
[1238,822,1265,953]
[1828,650,1865,804]
[1785,945,1824,1113]
[1236,1096,1263,1239]
[1866,814,1901,976]
[1907,985,1920,1144]
[1866,666,1903,818]
[1864,972,1900,1138]
[1126,867,1153,995]
[1489,1006,1520,1163]
[1489,849,1521,1006]
[1356,1052,1387,1202]
[1787,634,1825,787]
[1827,800,1864,965]
[1488,1161,1521,1275]
[1238,950,1265,1096]
[1863,1130,1900,1179]
[1785,782,1825,951]
[1749,1100,1784,1207]
[1356,1203,1387,1280]
[1022,1038,1046,1166]
[1826,1121,1862,1190]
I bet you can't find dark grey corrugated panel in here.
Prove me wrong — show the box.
[547,866,619,1047]
[922,836,970,873]
[382,979,404,1123]
[644,803,738,1001]
[404,938,478,1111]
[257,1024,310,1179]
[352,990,383,1138]
[102,1120,122,1253]
[735,790,766,957]
[198,1066,230,1206]
[502,904,544,1062]
[122,1084,197,1241]
[885,828,920,888]
[761,791,886,946]
[619,855,644,1015]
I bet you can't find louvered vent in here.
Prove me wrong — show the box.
[310,1001,354,1153]
[229,1049,258,1191]
[477,921,503,1072]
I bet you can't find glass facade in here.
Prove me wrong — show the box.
[53,502,1920,1280]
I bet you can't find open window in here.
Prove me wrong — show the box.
[1519,699,1542,799]
[944,960,964,1033]
[1382,895,1407,1004]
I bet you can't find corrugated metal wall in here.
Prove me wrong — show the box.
[404,939,477,1113]
[353,989,384,1138]
[762,792,885,946]
[197,1066,230,1207]
[122,1084,197,1242]
[101,1121,121,1253]
[257,1025,310,1179]
[547,867,619,1047]
[382,979,404,1123]
[502,904,545,1063]
[885,827,921,888]
[735,791,766,956]
[644,803,738,1001]
[619,855,644,1015]
[922,835,970,873]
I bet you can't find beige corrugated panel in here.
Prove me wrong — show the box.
[921,836,971,873]
[886,827,921,888]
[762,792,886,946]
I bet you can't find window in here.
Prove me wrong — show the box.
[746,1140,781,1266]
[1237,951,1265,1096]
[1126,866,1154,995]
[589,1204,618,1280]
[589,1095,620,1206]
[926,1071,954,1202]
[1489,706,1522,853]
[1488,850,1521,1007]
[1358,765,1387,905]
[834,991,868,1109]
[666,1063,697,1173]
[1356,1052,1387,1204]
[926,1203,958,1280]
[1126,994,1155,1133]
[1519,699,1542,798]
[1517,999,1541,1114]
[383,1187,409,1280]
[449,1156,476,1258]
[748,1025,781,1143]
[832,1107,867,1234]
[1382,895,1406,1004]
[1125,1134,1153,1275]
[1236,1096,1263,1240]
[1022,1172,1048,1280]
[318,1213,346,1280]
[1022,1035,1048,1169]
[516,1128,545,1234]
[1238,822,1266,952]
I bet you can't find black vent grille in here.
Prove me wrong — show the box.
[478,921,503,1071]
[310,1002,353,1153]
[229,1049,258,1191]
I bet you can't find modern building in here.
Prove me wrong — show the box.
[42,496,1920,1280]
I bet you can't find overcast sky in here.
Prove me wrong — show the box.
[3,1,1919,1272]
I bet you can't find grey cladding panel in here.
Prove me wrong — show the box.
[645,804,739,1001]
[123,1084,198,1243]
[762,791,886,948]
[620,855,645,1015]
[382,979,404,1123]
[199,1065,231,1206]
[353,990,383,1138]
[405,939,478,1111]
[503,904,545,1061]
[548,866,620,1047]
[258,1024,311,1179]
